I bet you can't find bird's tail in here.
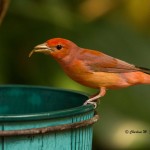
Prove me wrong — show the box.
[139,67,150,84]
[137,66,150,75]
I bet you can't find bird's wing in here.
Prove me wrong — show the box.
[78,49,140,73]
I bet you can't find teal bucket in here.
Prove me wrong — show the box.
[0,85,99,150]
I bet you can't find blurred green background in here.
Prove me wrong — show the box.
[0,0,150,149]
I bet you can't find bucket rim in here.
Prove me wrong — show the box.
[0,84,94,122]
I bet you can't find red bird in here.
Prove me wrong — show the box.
[29,38,150,107]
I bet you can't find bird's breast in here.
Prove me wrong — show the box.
[59,60,127,89]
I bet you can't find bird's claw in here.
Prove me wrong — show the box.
[83,101,97,109]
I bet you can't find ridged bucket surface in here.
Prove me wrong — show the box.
[0,85,95,150]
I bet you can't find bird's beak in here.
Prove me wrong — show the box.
[29,43,51,57]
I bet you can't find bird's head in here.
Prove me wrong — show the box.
[29,38,78,60]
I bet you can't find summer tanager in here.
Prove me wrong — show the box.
[29,38,150,107]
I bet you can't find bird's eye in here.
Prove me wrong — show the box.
[56,45,63,50]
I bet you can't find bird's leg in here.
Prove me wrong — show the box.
[83,87,106,108]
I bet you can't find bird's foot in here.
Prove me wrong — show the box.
[83,87,106,108]
[83,100,98,108]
